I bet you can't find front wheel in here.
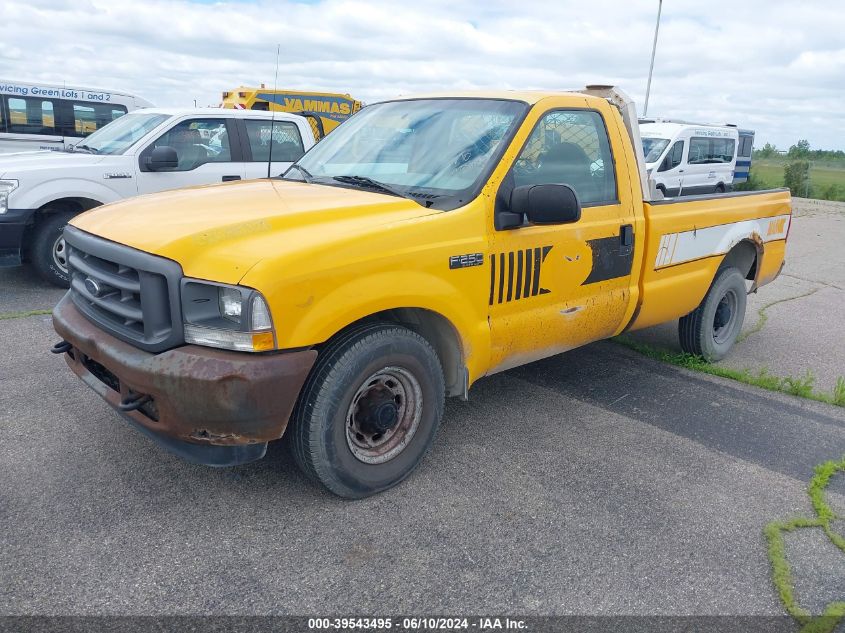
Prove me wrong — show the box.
[30,212,77,287]
[679,266,747,361]
[288,323,445,499]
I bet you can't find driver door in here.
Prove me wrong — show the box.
[487,101,639,373]
[136,117,245,194]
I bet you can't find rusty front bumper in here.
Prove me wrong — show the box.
[52,294,317,466]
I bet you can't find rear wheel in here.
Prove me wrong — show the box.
[30,211,77,287]
[715,183,726,193]
[679,266,747,361]
[288,323,445,499]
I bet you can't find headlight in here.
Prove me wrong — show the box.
[181,280,275,352]
[0,179,19,215]
[218,287,243,323]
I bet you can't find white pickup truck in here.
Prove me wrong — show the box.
[0,108,316,286]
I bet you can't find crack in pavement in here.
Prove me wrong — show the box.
[765,456,845,633]
[781,273,845,292]
[739,287,823,343]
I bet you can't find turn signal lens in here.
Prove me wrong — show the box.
[250,295,272,331]
[251,331,275,351]
[184,325,276,352]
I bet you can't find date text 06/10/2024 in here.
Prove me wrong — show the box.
[307,617,528,630]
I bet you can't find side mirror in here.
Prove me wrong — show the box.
[510,184,581,225]
[148,146,178,171]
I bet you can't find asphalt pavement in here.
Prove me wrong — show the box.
[1,213,845,621]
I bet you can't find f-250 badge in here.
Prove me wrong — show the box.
[449,253,484,269]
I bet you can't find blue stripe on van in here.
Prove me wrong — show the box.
[733,166,750,182]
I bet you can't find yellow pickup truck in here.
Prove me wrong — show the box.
[51,87,791,498]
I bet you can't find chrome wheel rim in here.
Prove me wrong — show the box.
[52,236,68,273]
[345,366,423,464]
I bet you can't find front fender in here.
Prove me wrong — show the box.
[14,178,125,210]
[276,270,491,383]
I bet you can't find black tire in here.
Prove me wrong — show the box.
[715,183,726,194]
[679,266,747,361]
[30,212,76,287]
[288,323,445,499]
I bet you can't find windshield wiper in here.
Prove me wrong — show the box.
[73,144,98,154]
[285,163,313,183]
[330,175,410,200]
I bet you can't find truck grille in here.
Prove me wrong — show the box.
[64,226,184,353]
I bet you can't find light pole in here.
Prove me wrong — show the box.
[643,0,663,117]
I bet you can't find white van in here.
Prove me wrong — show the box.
[0,108,317,286]
[640,119,739,197]
[0,79,153,154]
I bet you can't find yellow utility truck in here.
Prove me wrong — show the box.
[52,87,791,498]
[221,87,361,139]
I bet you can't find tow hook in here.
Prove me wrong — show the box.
[118,393,152,412]
[50,340,72,354]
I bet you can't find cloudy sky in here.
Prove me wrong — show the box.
[3,0,843,149]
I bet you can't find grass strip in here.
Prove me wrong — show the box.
[0,309,52,321]
[614,336,845,407]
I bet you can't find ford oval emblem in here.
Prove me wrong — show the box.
[84,277,102,297]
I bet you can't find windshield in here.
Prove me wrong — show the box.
[73,112,170,155]
[642,137,670,163]
[285,98,528,209]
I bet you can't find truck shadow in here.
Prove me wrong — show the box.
[233,338,845,501]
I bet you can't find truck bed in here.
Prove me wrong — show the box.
[629,188,792,331]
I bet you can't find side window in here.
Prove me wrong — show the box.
[715,138,736,161]
[512,109,617,206]
[739,136,753,158]
[659,140,684,172]
[68,102,128,137]
[152,119,232,171]
[244,120,304,162]
[689,137,736,164]
[0,98,5,133]
[688,138,707,164]
[7,97,57,135]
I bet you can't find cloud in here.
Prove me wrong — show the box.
[1,0,843,149]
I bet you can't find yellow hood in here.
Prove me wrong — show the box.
[71,179,436,284]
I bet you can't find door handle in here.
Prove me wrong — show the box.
[222,175,241,182]
[620,224,634,255]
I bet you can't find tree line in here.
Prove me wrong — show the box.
[737,139,845,201]
[754,139,845,163]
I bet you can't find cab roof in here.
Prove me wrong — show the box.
[387,89,600,105]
